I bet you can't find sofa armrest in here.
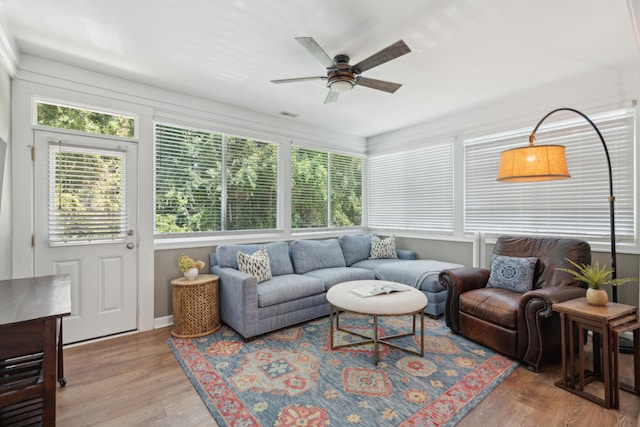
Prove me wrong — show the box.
[439,267,490,332]
[212,265,259,339]
[396,249,416,260]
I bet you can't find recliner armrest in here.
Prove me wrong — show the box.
[520,285,587,317]
[517,285,586,371]
[439,267,490,332]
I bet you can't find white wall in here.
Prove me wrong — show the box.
[0,63,11,280]
[369,59,640,155]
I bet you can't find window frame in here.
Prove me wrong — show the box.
[290,145,364,232]
[154,121,281,238]
[367,141,455,234]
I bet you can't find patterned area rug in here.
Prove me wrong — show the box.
[168,314,518,426]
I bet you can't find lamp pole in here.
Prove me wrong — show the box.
[529,108,618,302]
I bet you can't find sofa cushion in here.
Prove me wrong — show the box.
[217,241,293,276]
[303,267,375,289]
[237,247,272,283]
[372,260,465,292]
[459,288,520,330]
[370,234,398,259]
[339,234,372,266]
[290,239,346,274]
[351,258,407,270]
[486,254,537,294]
[257,274,325,308]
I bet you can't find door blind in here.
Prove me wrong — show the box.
[48,143,127,244]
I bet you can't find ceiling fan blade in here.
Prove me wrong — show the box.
[353,40,411,73]
[324,91,339,104]
[357,77,402,94]
[271,76,327,84]
[295,37,335,68]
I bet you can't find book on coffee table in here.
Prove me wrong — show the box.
[349,283,410,298]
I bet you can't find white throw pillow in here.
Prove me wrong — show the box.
[237,247,272,283]
[369,234,398,259]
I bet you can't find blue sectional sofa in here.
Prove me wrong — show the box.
[210,235,463,340]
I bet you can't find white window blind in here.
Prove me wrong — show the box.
[291,146,363,229]
[464,108,635,243]
[330,153,363,227]
[291,147,328,228]
[225,135,278,230]
[155,124,223,233]
[155,123,280,234]
[368,142,454,232]
[48,143,127,244]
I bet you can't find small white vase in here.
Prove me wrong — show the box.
[183,268,198,280]
[586,288,608,306]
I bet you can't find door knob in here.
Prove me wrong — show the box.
[126,242,135,249]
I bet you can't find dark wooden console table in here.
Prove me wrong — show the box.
[0,275,71,426]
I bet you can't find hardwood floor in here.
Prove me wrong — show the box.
[56,326,640,427]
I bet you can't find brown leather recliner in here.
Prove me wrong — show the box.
[439,235,591,372]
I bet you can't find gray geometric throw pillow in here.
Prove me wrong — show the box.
[486,254,537,294]
[237,246,272,283]
[369,234,398,259]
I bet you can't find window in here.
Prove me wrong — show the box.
[464,108,635,243]
[154,123,279,235]
[225,136,279,230]
[48,143,127,244]
[368,142,454,232]
[291,147,362,229]
[37,100,136,138]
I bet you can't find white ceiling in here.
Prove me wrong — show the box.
[1,0,638,137]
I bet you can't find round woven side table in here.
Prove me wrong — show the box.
[171,274,220,338]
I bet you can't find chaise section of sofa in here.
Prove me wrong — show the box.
[338,235,464,316]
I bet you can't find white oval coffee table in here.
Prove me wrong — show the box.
[326,280,428,365]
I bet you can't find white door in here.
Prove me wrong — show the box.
[34,130,138,344]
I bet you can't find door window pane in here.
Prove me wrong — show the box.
[48,143,127,244]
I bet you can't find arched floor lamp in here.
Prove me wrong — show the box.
[496,107,632,353]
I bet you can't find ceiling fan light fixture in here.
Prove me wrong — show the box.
[329,80,354,93]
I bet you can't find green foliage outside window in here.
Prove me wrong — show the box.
[155,125,223,233]
[154,125,279,234]
[225,136,278,230]
[330,154,362,227]
[37,101,135,137]
[291,147,362,228]
[291,147,328,228]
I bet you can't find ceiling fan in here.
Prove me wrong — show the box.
[271,37,411,103]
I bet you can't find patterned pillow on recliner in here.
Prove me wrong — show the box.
[486,254,537,293]
[237,247,272,283]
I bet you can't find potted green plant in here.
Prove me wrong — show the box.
[178,254,205,280]
[556,258,638,305]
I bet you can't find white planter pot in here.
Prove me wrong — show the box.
[183,268,198,280]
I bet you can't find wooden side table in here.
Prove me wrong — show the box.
[171,274,220,338]
[552,297,638,409]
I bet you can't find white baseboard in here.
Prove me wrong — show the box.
[154,315,174,329]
